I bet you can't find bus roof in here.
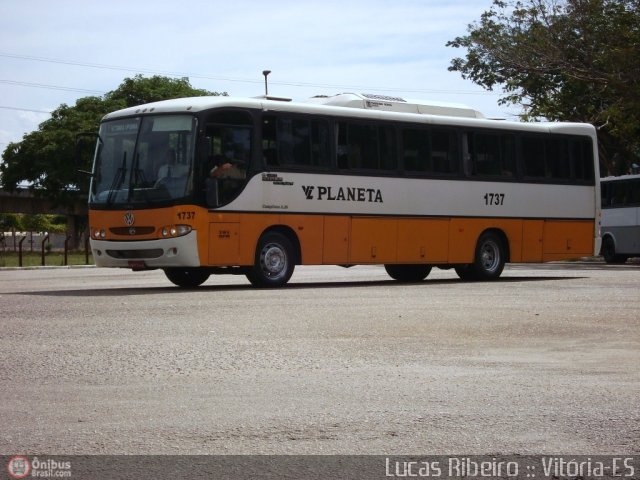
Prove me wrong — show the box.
[102,94,484,120]
[101,95,596,136]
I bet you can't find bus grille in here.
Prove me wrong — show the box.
[106,249,164,259]
[109,227,156,236]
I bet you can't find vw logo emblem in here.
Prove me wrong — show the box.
[123,211,135,226]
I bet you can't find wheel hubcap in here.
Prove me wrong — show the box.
[261,243,286,277]
[480,240,500,272]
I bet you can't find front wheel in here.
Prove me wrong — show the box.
[164,268,210,287]
[246,232,295,287]
[384,264,432,282]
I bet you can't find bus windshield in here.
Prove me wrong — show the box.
[90,115,197,207]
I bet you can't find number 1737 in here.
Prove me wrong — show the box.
[484,193,505,206]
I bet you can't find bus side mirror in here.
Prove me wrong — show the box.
[75,132,99,177]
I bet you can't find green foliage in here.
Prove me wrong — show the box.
[105,74,218,108]
[11,213,66,234]
[0,213,21,230]
[0,75,225,206]
[447,0,640,174]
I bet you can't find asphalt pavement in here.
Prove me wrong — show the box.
[0,263,638,455]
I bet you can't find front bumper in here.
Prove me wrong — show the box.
[90,231,200,268]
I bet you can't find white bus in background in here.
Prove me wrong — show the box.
[600,174,640,263]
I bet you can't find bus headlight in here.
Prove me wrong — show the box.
[93,229,106,239]
[161,225,192,238]
[176,225,192,236]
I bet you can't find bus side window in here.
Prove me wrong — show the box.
[311,120,331,167]
[336,122,397,172]
[610,181,630,207]
[431,129,459,174]
[263,115,331,169]
[336,122,349,169]
[262,116,278,166]
[601,183,610,207]
[546,137,571,180]
[474,133,500,175]
[572,137,594,182]
[469,132,515,177]
[402,128,431,173]
[203,111,252,205]
[630,179,640,205]
[522,135,546,178]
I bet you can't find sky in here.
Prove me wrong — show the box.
[0,0,520,151]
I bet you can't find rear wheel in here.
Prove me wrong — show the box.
[454,265,478,281]
[163,268,210,287]
[455,231,506,281]
[246,232,295,287]
[602,236,628,264]
[384,264,432,282]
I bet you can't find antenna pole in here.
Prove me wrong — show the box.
[262,70,271,96]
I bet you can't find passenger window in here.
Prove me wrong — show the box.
[522,135,574,181]
[337,122,397,172]
[431,129,459,174]
[470,133,515,177]
[522,136,546,178]
[630,179,640,205]
[610,182,630,207]
[571,138,594,182]
[402,128,430,173]
[546,137,571,179]
[600,183,609,207]
[262,115,330,168]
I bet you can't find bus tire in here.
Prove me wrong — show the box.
[455,231,506,281]
[163,268,210,287]
[246,231,295,287]
[602,236,628,264]
[384,264,432,282]
[454,265,478,281]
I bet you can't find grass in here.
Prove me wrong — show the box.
[0,251,94,268]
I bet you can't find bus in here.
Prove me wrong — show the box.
[600,174,640,263]
[87,93,600,287]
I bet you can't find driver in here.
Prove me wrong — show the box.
[209,147,246,180]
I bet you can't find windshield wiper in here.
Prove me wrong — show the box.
[129,152,151,202]
[107,151,127,205]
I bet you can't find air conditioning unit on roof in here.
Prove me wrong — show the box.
[306,92,485,119]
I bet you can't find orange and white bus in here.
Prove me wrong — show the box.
[88,93,600,287]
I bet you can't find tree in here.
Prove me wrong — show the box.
[447,0,640,175]
[1,96,120,207]
[19,213,64,234]
[0,75,224,206]
[104,75,215,107]
[0,213,22,251]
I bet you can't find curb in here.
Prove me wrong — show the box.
[0,265,96,271]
